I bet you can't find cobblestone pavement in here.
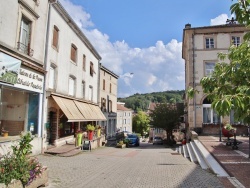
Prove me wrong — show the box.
[199,136,250,188]
[37,143,223,188]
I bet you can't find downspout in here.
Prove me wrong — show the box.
[41,0,55,153]
[192,31,196,128]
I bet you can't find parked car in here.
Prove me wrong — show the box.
[153,136,163,145]
[126,134,140,147]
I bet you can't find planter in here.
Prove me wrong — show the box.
[88,131,94,140]
[2,132,8,137]
[26,169,49,188]
[222,127,234,138]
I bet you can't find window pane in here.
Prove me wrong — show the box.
[49,67,55,89]
[205,38,214,49]
[203,107,211,123]
[52,26,59,48]
[71,45,77,62]
[69,77,74,96]
[205,62,215,76]
[213,110,220,123]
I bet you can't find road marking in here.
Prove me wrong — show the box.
[221,161,250,164]
[227,177,246,188]
[235,150,249,158]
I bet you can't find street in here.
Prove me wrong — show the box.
[37,142,223,188]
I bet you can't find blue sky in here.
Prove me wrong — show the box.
[60,0,235,97]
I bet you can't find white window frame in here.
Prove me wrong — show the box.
[205,37,215,49]
[49,66,55,89]
[203,104,221,124]
[68,76,75,96]
[205,62,215,76]
[232,36,241,47]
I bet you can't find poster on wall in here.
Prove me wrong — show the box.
[0,52,21,84]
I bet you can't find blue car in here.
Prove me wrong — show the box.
[126,134,140,147]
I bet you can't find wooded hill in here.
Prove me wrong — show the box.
[118,90,185,112]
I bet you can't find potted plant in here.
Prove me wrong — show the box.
[86,124,95,140]
[222,123,235,138]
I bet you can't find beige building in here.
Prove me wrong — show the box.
[117,102,133,134]
[0,0,49,154]
[99,64,119,138]
[182,22,249,135]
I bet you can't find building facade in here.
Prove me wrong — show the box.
[182,23,249,135]
[43,1,106,148]
[117,102,133,133]
[99,64,119,138]
[0,0,49,154]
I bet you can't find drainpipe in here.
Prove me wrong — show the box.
[192,32,196,129]
[41,0,56,153]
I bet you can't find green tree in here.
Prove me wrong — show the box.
[188,0,250,156]
[132,110,150,136]
[149,103,181,145]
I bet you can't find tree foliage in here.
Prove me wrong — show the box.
[118,90,184,112]
[132,110,150,136]
[149,103,184,144]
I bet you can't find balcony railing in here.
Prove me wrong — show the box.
[17,42,34,56]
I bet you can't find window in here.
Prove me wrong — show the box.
[232,36,240,47]
[89,85,93,101]
[71,44,77,63]
[49,66,55,89]
[203,104,220,124]
[101,98,106,111]
[205,62,215,76]
[68,76,75,96]
[90,62,95,76]
[124,119,127,124]
[18,16,32,55]
[109,100,112,112]
[230,110,243,124]
[109,83,112,93]
[83,54,86,71]
[205,38,214,49]
[52,25,59,48]
[82,81,85,99]
[103,79,105,90]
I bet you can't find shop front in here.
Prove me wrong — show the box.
[46,94,106,147]
[0,52,44,155]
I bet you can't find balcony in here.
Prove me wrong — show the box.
[17,42,34,56]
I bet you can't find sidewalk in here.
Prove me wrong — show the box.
[198,135,250,188]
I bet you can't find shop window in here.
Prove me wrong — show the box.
[0,87,39,137]
[17,16,33,56]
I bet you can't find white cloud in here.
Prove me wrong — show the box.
[210,14,230,25]
[60,0,185,97]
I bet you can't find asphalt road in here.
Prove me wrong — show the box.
[37,142,224,188]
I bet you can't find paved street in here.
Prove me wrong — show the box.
[37,142,223,188]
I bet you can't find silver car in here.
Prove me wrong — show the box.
[153,136,163,145]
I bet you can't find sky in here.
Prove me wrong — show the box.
[60,0,236,98]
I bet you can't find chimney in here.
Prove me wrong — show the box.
[185,23,191,29]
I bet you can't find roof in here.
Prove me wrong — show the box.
[117,104,132,111]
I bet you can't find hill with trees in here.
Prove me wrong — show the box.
[118,90,185,112]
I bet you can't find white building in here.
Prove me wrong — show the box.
[43,1,106,148]
[117,102,133,133]
[99,64,119,138]
[0,0,49,154]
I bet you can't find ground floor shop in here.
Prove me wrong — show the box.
[44,94,107,147]
[0,52,44,155]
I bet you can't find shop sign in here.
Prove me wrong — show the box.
[15,66,44,93]
[0,52,21,85]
